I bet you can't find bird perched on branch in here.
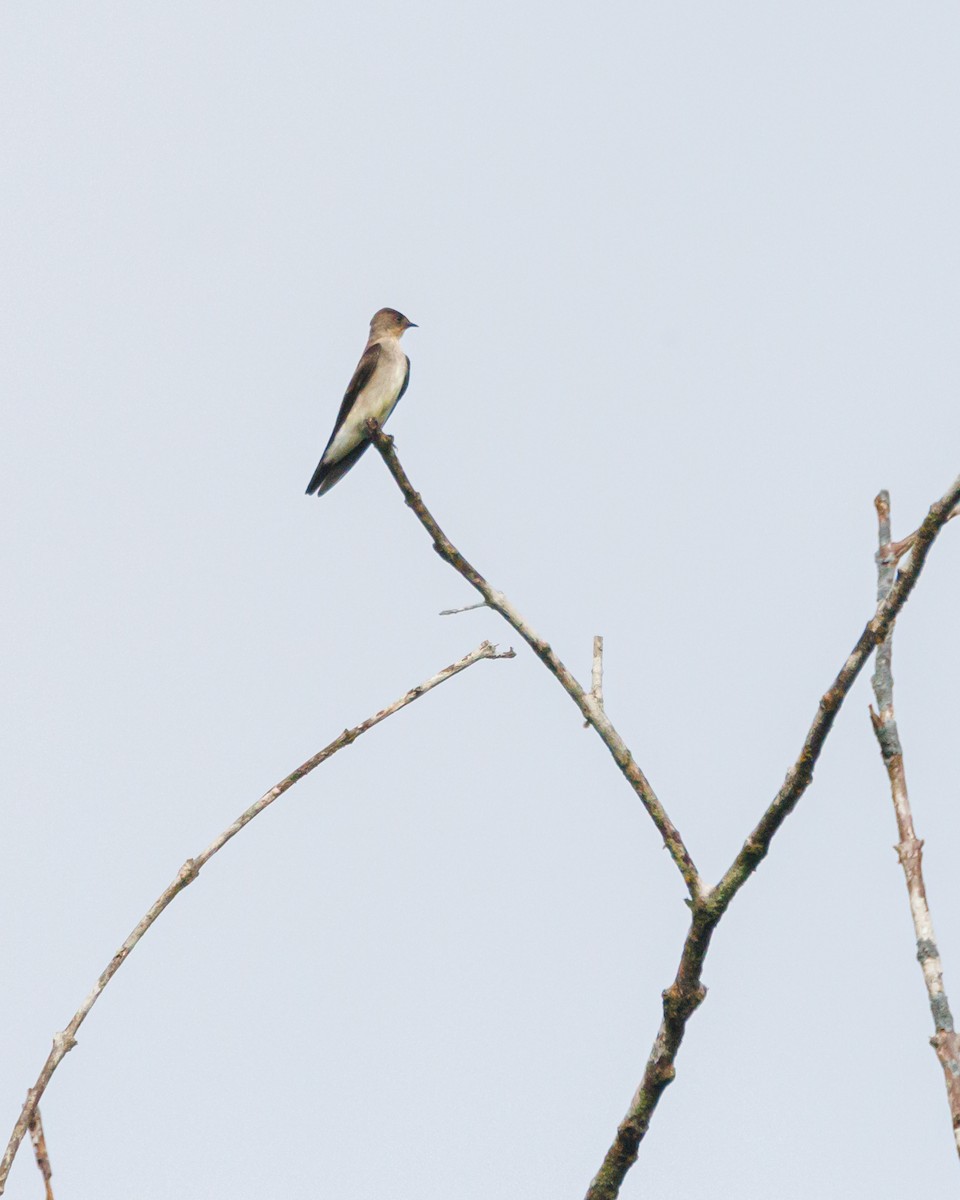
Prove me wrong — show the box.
[305,307,417,497]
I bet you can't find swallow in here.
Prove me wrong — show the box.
[305,307,417,496]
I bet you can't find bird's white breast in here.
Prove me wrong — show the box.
[323,341,408,463]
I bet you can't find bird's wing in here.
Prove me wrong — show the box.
[395,355,411,405]
[323,342,382,451]
[305,342,383,496]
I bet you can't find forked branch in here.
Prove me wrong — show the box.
[366,422,960,1199]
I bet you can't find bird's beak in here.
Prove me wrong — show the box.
[406,321,418,329]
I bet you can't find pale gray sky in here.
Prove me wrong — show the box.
[2,3,959,1197]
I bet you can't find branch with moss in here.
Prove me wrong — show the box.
[0,640,512,1195]
[869,490,960,1158]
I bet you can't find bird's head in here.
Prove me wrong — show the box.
[369,308,417,339]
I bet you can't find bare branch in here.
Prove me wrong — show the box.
[27,1110,53,1200]
[584,471,960,1200]
[870,490,960,1157]
[367,421,704,900]
[0,640,511,1194]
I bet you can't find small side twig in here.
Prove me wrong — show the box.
[869,490,960,1158]
[439,600,488,616]
[0,641,511,1194]
[27,1110,53,1200]
[584,636,604,728]
[367,421,704,901]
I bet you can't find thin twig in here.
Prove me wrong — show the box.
[367,421,704,900]
[27,1110,53,1200]
[0,640,512,1194]
[869,490,960,1158]
[584,472,960,1200]
[439,600,488,616]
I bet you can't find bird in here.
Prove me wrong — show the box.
[305,307,417,497]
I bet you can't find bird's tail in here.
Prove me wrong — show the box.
[305,441,371,496]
